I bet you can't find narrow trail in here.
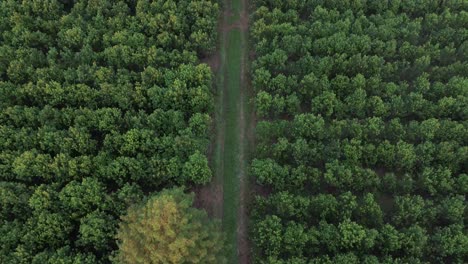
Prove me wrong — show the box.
[220,0,251,263]
[236,0,254,262]
[196,0,252,262]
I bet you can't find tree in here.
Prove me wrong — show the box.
[338,219,368,250]
[344,89,367,118]
[76,210,116,252]
[28,184,59,213]
[0,182,30,221]
[293,114,325,139]
[418,118,440,141]
[12,150,53,182]
[251,158,289,190]
[285,93,301,115]
[115,188,226,264]
[188,113,211,138]
[283,221,308,256]
[324,161,353,191]
[431,224,468,262]
[332,253,360,264]
[0,220,27,263]
[31,246,97,264]
[316,220,340,254]
[309,194,339,223]
[58,178,106,219]
[395,140,416,171]
[436,196,465,225]
[256,91,273,117]
[400,225,428,258]
[261,191,311,221]
[311,91,339,117]
[253,215,283,257]
[393,195,426,227]
[420,166,454,196]
[377,224,402,255]
[357,193,383,228]
[23,211,73,251]
[183,151,212,185]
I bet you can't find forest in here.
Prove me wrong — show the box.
[1,0,467,263]
[0,0,221,262]
[250,0,467,263]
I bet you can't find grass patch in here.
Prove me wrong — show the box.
[223,28,242,263]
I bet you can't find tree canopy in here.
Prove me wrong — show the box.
[115,188,226,264]
[0,0,219,262]
[250,0,468,263]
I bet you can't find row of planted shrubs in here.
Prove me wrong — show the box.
[250,0,467,263]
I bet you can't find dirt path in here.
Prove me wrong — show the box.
[196,0,252,262]
[194,3,225,222]
[221,0,251,263]
[237,0,253,263]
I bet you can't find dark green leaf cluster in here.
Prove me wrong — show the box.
[250,1,467,263]
[0,0,218,262]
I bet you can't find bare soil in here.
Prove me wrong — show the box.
[200,46,221,73]
[193,183,223,219]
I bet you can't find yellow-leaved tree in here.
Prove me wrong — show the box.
[114,187,226,264]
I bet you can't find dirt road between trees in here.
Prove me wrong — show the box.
[196,0,253,262]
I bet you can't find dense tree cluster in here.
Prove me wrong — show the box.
[115,188,226,264]
[0,0,218,262]
[250,0,467,263]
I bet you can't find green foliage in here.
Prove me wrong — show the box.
[250,1,467,262]
[183,151,212,185]
[0,182,30,221]
[338,219,367,250]
[77,210,116,251]
[253,215,283,257]
[115,188,226,264]
[0,0,219,262]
